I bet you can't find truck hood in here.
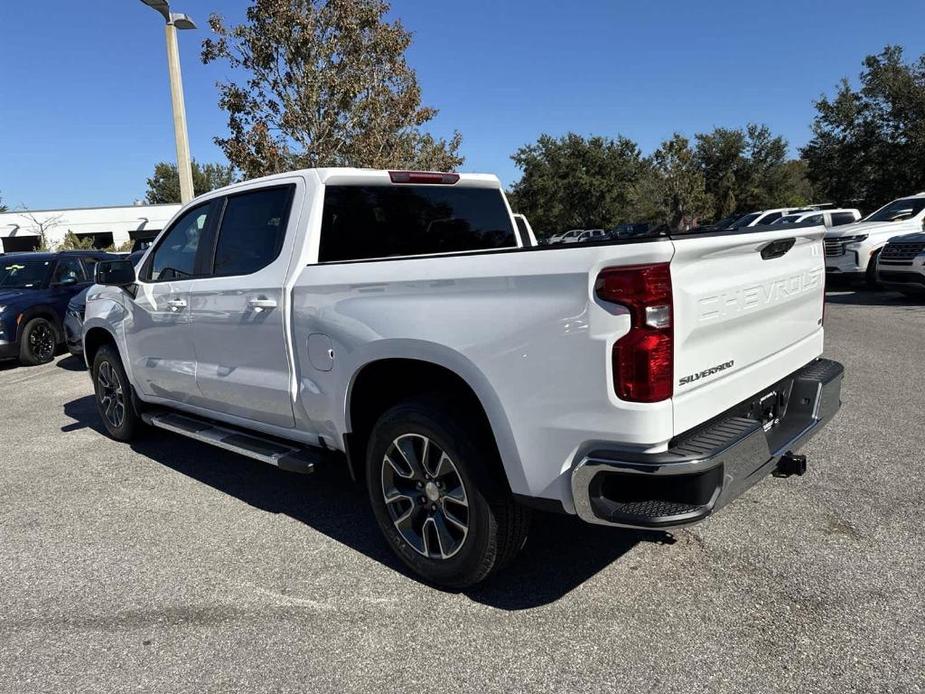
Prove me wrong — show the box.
[825,219,920,239]
[884,230,925,244]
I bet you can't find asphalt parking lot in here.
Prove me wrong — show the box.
[1,288,923,694]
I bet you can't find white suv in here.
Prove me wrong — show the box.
[729,208,813,228]
[772,209,861,228]
[825,193,925,286]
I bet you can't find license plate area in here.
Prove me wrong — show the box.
[745,382,794,433]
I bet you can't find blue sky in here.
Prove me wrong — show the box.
[2,0,923,209]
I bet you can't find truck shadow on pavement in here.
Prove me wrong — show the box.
[825,288,924,307]
[63,394,667,610]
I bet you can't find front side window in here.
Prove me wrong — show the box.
[732,213,761,228]
[319,185,517,263]
[759,212,783,225]
[52,257,86,285]
[147,203,211,281]
[213,186,292,276]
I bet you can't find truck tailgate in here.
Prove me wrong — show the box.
[670,226,826,435]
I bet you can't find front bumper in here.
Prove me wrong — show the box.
[878,268,925,293]
[571,358,844,529]
[825,246,867,275]
[0,339,18,360]
[63,311,84,357]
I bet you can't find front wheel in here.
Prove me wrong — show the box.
[19,317,58,365]
[865,249,882,289]
[92,345,141,442]
[365,397,530,588]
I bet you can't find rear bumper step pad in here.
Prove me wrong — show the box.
[570,358,844,529]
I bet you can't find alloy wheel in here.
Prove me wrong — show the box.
[381,433,470,560]
[30,323,55,362]
[97,361,126,430]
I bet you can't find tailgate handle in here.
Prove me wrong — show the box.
[760,238,796,260]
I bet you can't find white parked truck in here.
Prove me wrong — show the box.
[825,193,925,286]
[84,168,844,587]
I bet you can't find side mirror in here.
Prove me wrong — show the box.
[95,259,136,287]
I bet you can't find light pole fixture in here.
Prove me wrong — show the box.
[140,0,197,205]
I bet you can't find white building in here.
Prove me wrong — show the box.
[0,202,181,253]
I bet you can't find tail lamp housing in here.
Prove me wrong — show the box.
[595,263,673,402]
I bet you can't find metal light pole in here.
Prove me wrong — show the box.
[140,0,197,205]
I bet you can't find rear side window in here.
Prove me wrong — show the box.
[760,212,782,225]
[213,186,293,276]
[319,185,517,262]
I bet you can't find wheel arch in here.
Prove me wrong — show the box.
[344,350,525,494]
[83,325,119,370]
[15,304,63,343]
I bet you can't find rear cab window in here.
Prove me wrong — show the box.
[318,185,517,263]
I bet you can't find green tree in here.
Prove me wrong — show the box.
[0,192,7,213]
[58,231,98,251]
[695,124,811,220]
[693,127,747,219]
[201,0,463,178]
[802,45,925,211]
[509,133,644,235]
[145,160,237,204]
[641,134,711,231]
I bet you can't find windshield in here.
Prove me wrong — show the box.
[865,198,925,222]
[731,212,761,228]
[0,259,52,289]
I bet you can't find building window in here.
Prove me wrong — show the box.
[76,232,114,250]
[2,236,41,253]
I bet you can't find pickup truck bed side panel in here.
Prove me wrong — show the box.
[291,242,674,508]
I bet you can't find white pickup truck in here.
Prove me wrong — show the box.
[84,168,843,587]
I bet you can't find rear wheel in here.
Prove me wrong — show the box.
[92,345,141,442]
[365,397,530,588]
[19,317,58,365]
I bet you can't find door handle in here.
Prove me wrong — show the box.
[166,298,187,312]
[247,297,277,312]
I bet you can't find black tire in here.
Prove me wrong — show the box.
[865,249,882,289]
[365,396,530,589]
[92,345,141,442]
[19,317,58,365]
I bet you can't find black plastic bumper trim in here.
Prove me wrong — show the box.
[571,358,844,529]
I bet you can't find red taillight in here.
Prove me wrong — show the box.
[595,263,673,402]
[388,171,460,184]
